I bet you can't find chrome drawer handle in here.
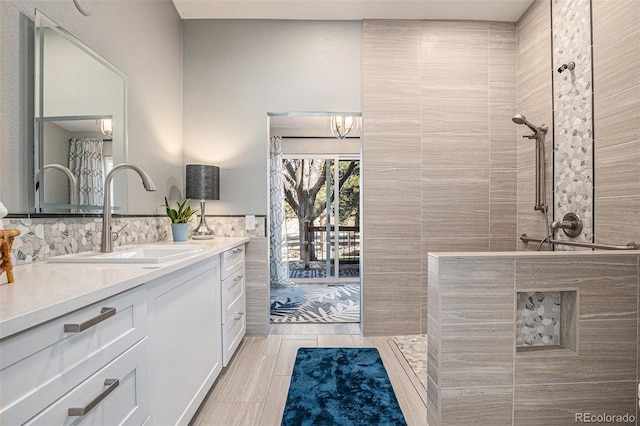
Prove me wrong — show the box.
[234,312,245,321]
[68,378,119,416]
[231,247,243,255]
[64,307,116,333]
[233,275,244,284]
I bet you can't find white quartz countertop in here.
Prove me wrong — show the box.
[0,237,249,339]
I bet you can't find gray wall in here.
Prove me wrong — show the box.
[0,0,183,214]
[182,20,362,215]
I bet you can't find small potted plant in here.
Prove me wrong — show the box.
[163,197,197,242]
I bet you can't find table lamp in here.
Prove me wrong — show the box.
[186,164,219,239]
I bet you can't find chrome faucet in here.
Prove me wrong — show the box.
[101,163,156,253]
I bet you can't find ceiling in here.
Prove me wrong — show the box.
[172,0,534,22]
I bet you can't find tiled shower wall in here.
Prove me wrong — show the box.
[516,0,554,247]
[362,20,517,335]
[518,0,640,249]
[592,0,640,246]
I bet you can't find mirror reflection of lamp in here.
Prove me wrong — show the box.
[97,118,113,138]
[330,115,357,139]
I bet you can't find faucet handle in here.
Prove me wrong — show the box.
[111,222,130,242]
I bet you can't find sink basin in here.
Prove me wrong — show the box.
[48,245,203,264]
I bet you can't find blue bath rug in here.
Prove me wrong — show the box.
[281,347,407,426]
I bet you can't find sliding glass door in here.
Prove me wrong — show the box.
[283,156,360,283]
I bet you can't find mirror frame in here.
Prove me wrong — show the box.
[33,10,128,214]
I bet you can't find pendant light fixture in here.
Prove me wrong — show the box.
[330,115,357,139]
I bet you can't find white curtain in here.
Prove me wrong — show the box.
[69,138,104,208]
[269,136,295,288]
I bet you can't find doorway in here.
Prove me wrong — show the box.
[268,114,361,324]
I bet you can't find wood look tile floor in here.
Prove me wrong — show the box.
[191,324,428,426]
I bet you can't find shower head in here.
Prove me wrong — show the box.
[512,114,546,136]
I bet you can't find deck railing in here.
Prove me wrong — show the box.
[308,225,360,263]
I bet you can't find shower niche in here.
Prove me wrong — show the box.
[516,290,578,354]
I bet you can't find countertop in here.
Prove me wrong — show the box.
[0,237,249,340]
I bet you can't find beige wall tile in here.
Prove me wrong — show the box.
[440,322,514,387]
[516,0,550,37]
[423,203,490,238]
[489,25,517,65]
[490,98,519,135]
[421,98,489,134]
[421,23,488,66]
[422,133,490,169]
[363,62,421,100]
[427,255,441,323]
[594,142,640,198]
[363,97,422,134]
[491,169,517,202]
[592,0,640,47]
[491,202,517,237]
[515,256,638,320]
[362,18,516,336]
[516,202,553,251]
[439,257,515,324]
[422,167,490,204]
[594,85,640,149]
[593,29,640,98]
[365,166,422,203]
[421,62,489,100]
[441,386,513,426]
[514,381,637,425]
[363,20,421,65]
[594,195,640,245]
[491,134,518,170]
[490,237,517,251]
[362,237,422,274]
[427,317,440,386]
[516,318,637,384]
[426,376,440,426]
[423,237,491,253]
[363,202,422,239]
[363,133,422,168]
[363,301,422,336]
[246,236,269,336]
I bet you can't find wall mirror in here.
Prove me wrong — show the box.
[34,10,127,214]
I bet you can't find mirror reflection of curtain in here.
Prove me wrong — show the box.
[270,136,294,288]
[69,138,104,209]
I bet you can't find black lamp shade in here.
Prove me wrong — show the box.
[186,165,220,200]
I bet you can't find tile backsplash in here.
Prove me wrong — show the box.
[2,215,265,265]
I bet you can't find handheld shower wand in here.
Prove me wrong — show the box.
[513,113,552,250]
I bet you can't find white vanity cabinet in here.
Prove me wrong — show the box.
[0,285,148,425]
[0,237,250,426]
[146,257,222,426]
[220,244,246,367]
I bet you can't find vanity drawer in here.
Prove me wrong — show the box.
[0,286,146,425]
[26,338,149,426]
[221,267,245,324]
[221,244,245,279]
[222,298,246,367]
